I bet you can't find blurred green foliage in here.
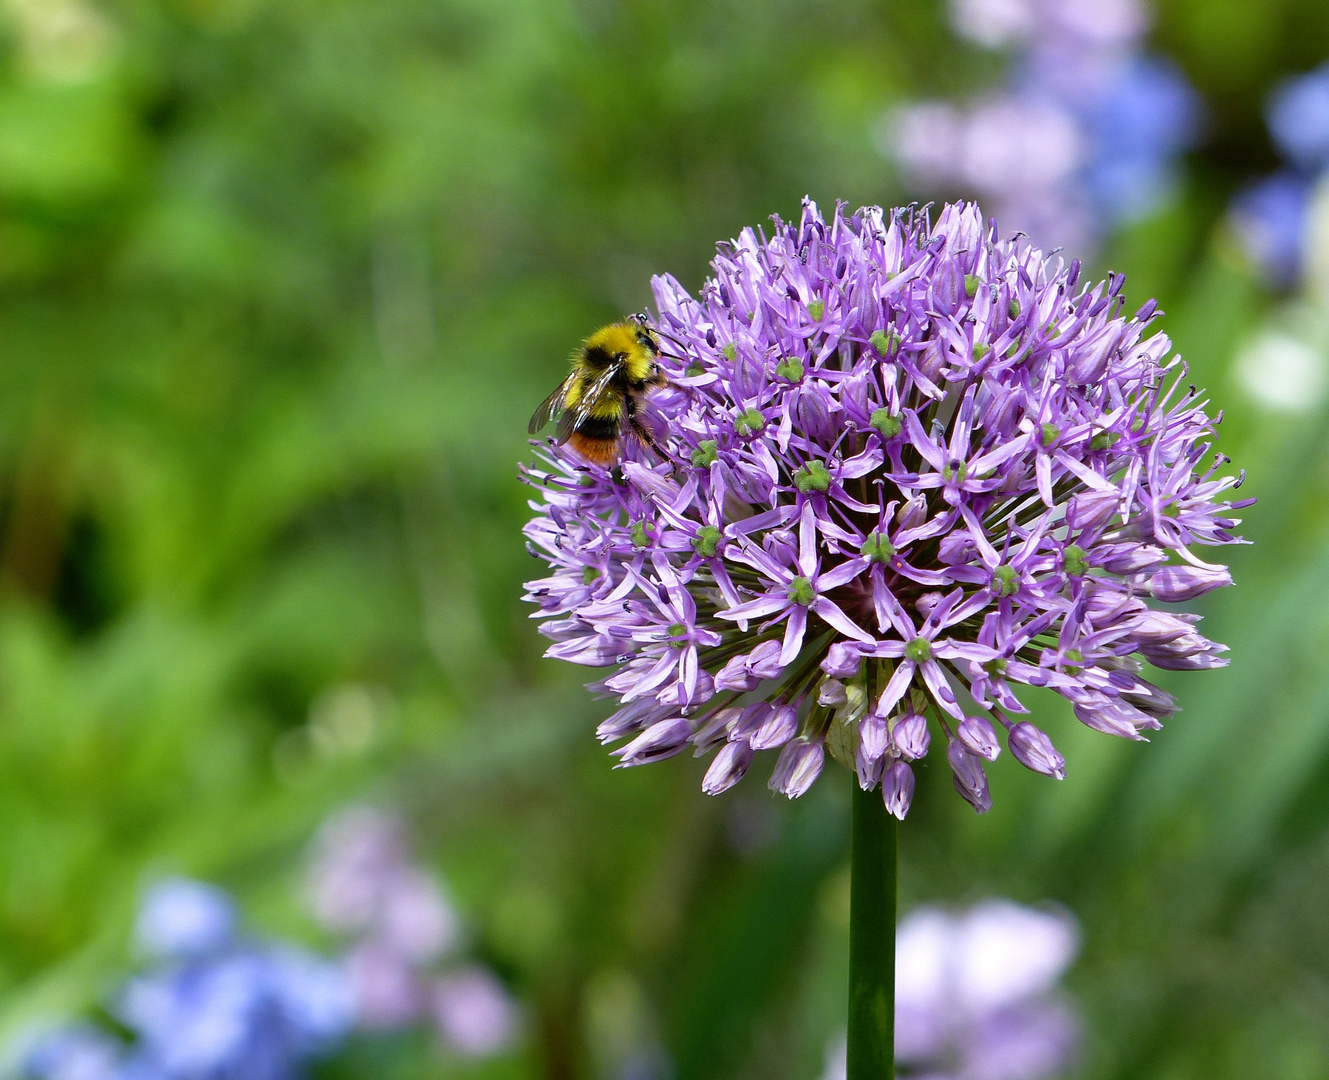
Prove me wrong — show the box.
[0,0,1327,1078]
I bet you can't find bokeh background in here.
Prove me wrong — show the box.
[1,0,1329,1077]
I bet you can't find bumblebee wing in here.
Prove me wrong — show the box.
[555,362,623,444]
[529,370,579,435]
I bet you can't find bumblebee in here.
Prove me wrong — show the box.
[528,314,670,465]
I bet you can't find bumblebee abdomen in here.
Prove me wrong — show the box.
[568,431,619,465]
[575,415,621,441]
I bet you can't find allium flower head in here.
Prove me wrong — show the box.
[523,199,1249,815]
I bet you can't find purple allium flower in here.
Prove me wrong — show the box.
[822,899,1081,1080]
[523,200,1249,814]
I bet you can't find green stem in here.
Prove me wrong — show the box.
[847,774,897,1080]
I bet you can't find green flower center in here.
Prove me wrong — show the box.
[794,460,832,493]
[734,408,766,436]
[942,460,968,484]
[870,409,902,439]
[983,656,1009,677]
[1090,430,1120,451]
[693,525,722,558]
[1009,299,1021,319]
[630,520,653,549]
[667,622,688,646]
[1063,544,1088,577]
[869,329,899,355]
[691,440,719,467]
[972,341,990,361]
[905,636,932,662]
[582,566,600,585]
[721,342,737,361]
[992,564,1019,596]
[786,576,816,606]
[860,531,895,563]
[964,273,980,298]
[1040,422,1060,447]
[775,357,804,382]
[808,299,825,321]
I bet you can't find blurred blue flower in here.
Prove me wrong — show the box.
[21,1025,123,1080]
[1230,172,1311,288]
[1267,62,1329,173]
[20,880,354,1080]
[1080,56,1202,220]
[135,880,236,961]
[119,946,353,1080]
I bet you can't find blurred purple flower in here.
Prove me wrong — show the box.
[342,942,423,1029]
[888,0,1200,254]
[431,967,519,1058]
[524,199,1248,814]
[306,806,457,962]
[135,879,235,960]
[823,900,1081,1080]
[305,805,519,1059]
[951,0,1145,51]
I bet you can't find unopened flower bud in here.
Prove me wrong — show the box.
[937,532,977,564]
[1146,565,1233,602]
[715,653,760,691]
[1067,489,1120,532]
[1098,544,1167,574]
[859,713,890,762]
[856,742,884,790]
[947,740,992,813]
[817,678,849,707]
[1132,610,1198,645]
[745,639,786,679]
[821,642,863,678]
[733,702,775,738]
[702,739,755,795]
[882,760,916,820]
[891,713,931,760]
[957,715,1001,761]
[615,718,693,766]
[1008,722,1067,779]
[769,738,825,798]
[750,704,799,750]
[896,493,927,531]
[691,707,743,753]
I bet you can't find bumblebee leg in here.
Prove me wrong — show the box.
[625,397,668,460]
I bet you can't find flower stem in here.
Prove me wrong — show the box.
[847,775,896,1080]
